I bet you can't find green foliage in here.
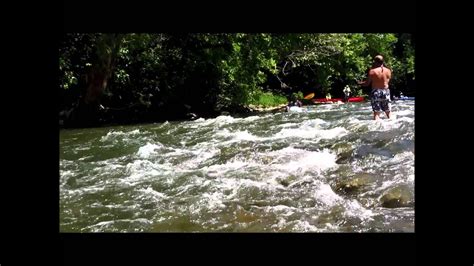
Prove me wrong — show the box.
[354,88,367,97]
[60,33,415,125]
[291,91,304,100]
[248,89,288,107]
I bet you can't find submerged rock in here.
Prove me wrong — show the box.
[277,175,298,187]
[336,151,353,164]
[235,205,259,223]
[380,184,413,208]
[315,205,345,225]
[332,142,353,154]
[279,179,290,187]
[335,173,376,193]
[332,143,354,164]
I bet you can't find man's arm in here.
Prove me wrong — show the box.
[358,71,372,87]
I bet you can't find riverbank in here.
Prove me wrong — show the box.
[246,104,288,113]
[60,103,293,129]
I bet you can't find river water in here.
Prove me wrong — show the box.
[60,101,414,232]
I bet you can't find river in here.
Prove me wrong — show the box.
[60,101,414,232]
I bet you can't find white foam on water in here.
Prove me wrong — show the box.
[83,220,115,231]
[315,103,352,112]
[136,142,164,158]
[242,115,261,122]
[195,191,227,212]
[82,218,152,232]
[121,160,173,186]
[67,185,106,196]
[395,116,414,123]
[100,129,141,142]
[288,106,304,112]
[300,118,328,128]
[176,147,220,169]
[274,122,300,129]
[317,127,348,139]
[394,110,412,117]
[59,159,75,167]
[270,217,289,230]
[60,170,75,187]
[214,128,231,138]
[101,163,125,172]
[274,127,318,139]
[215,129,260,143]
[191,118,215,127]
[125,159,155,173]
[123,170,160,186]
[212,177,275,202]
[321,222,340,231]
[313,180,343,207]
[60,170,75,178]
[263,205,299,227]
[345,118,372,131]
[267,147,337,175]
[291,220,319,232]
[274,124,347,140]
[388,151,414,163]
[203,158,257,178]
[208,115,238,126]
[230,130,260,142]
[77,155,94,161]
[137,186,169,201]
[173,182,199,197]
[343,199,374,220]
[368,118,401,131]
[382,152,414,176]
[168,176,275,217]
[273,205,298,216]
[346,116,364,125]
[375,180,399,193]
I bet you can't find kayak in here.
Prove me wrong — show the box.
[313,97,365,104]
[347,97,365,102]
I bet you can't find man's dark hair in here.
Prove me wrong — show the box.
[374,55,384,65]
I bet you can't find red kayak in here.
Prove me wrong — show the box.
[313,97,365,103]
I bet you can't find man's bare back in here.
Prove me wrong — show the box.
[358,55,393,120]
[368,65,391,89]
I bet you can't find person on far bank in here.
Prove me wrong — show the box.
[343,85,351,102]
[358,55,392,120]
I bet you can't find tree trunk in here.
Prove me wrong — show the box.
[83,34,123,105]
[68,34,123,127]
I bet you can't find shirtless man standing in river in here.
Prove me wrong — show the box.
[358,55,392,120]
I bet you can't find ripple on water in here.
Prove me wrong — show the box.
[60,101,414,232]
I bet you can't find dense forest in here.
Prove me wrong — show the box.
[59,33,415,128]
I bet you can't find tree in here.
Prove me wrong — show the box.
[60,33,415,127]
